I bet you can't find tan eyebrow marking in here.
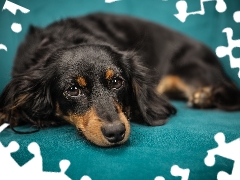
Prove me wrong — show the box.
[106,69,114,80]
[77,76,87,87]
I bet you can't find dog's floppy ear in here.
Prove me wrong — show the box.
[0,66,55,129]
[121,52,176,126]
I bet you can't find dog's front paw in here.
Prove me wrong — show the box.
[188,87,213,108]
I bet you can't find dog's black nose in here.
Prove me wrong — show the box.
[101,123,126,143]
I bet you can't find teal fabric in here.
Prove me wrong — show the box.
[1,102,240,179]
[0,0,240,180]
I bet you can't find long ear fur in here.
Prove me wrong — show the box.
[121,52,176,126]
[0,25,64,130]
[0,67,56,129]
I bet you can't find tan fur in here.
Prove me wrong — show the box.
[156,76,214,108]
[77,76,87,87]
[189,87,213,108]
[56,103,130,147]
[156,75,194,99]
[0,112,8,125]
[0,111,21,127]
[10,94,28,110]
[0,95,28,126]
[106,69,114,80]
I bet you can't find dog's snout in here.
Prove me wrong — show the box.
[101,123,126,143]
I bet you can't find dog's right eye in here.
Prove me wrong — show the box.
[64,86,81,97]
[109,77,124,90]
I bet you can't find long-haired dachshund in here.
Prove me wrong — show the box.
[0,13,240,147]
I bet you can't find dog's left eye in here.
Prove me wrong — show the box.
[64,86,81,97]
[109,77,124,90]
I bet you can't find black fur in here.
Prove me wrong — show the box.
[0,13,239,142]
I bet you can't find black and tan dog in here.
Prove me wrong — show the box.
[0,13,240,147]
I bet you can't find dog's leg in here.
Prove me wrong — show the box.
[156,75,194,100]
[156,75,240,110]
[156,75,214,108]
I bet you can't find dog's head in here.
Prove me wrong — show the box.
[0,44,176,147]
[51,45,132,146]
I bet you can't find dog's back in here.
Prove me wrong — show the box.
[12,12,240,110]
[12,13,211,76]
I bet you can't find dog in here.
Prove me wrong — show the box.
[0,13,240,147]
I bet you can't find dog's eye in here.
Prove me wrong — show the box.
[65,86,81,97]
[109,77,124,90]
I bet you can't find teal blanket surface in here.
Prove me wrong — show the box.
[1,102,240,180]
[0,0,240,180]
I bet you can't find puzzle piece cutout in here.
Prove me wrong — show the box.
[0,0,30,51]
[0,44,8,51]
[171,165,190,180]
[204,132,240,180]
[154,176,166,180]
[2,0,30,33]
[0,123,9,133]
[0,124,91,180]
[155,165,190,180]
[215,28,240,78]
[0,141,71,180]
[81,175,92,180]
[11,22,22,33]
[2,0,30,15]
[233,11,240,23]
[105,0,120,3]
[0,141,20,172]
[174,0,227,22]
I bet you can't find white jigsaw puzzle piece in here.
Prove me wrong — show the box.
[0,126,90,180]
[1,0,30,38]
[204,132,240,180]
[215,28,240,78]
[0,123,9,132]
[174,0,227,22]
[105,0,120,3]
[171,165,190,180]
[0,44,8,51]
[0,141,22,179]
[0,142,72,180]
[2,0,30,15]
[233,11,240,23]
[37,160,71,180]
[154,165,190,180]
[11,22,22,33]
[80,175,92,180]
[21,142,43,173]
[0,123,92,180]
[154,176,165,180]
[18,142,73,180]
